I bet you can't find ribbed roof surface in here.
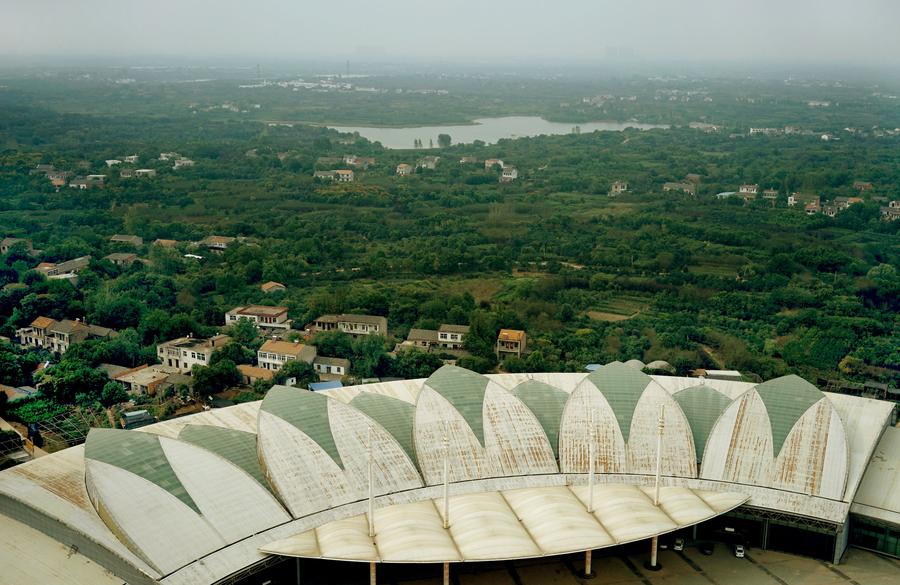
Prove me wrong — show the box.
[425,365,488,445]
[511,380,568,457]
[349,392,418,466]
[673,385,732,461]
[178,425,267,487]
[755,375,824,456]
[585,361,651,442]
[260,385,343,468]
[85,428,199,513]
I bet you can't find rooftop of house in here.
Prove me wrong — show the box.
[229,305,288,317]
[259,340,314,357]
[30,316,56,329]
[407,328,439,342]
[260,281,286,291]
[237,364,275,381]
[159,334,229,350]
[313,356,351,368]
[439,324,470,334]
[152,239,178,247]
[497,329,526,342]
[314,314,387,326]
[199,235,235,246]
[103,253,137,261]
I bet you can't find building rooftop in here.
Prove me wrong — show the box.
[259,339,312,357]
[230,305,288,317]
[498,328,525,342]
[0,363,895,585]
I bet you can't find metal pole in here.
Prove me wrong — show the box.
[588,409,596,513]
[654,404,665,506]
[367,426,375,538]
[584,549,593,578]
[296,557,301,585]
[650,536,658,567]
[369,561,376,585]
[443,561,450,585]
[442,435,450,529]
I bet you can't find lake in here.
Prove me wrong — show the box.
[327,116,667,149]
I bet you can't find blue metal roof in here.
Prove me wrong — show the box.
[309,380,344,392]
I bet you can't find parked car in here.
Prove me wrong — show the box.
[734,544,745,558]
[673,538,685,551]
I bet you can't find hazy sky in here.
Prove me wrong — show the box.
[3,0,899,67]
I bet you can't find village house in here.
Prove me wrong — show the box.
[120,169,135,179]
[822,205,838,218]
[880,206,900,221]
[314,170,337,180]
[739,184,759,195]
[35,255,91,277]
[484,158,504,170]
[437,324,469,350]
[834,196,864,211]
[134,169,157,178]
[308,314,388,337]
[343,155,375,168]
[113,364,184,396]
[69,175,105,189]
[198,235,235,251]
[416,156,440,170]
[853,181,873,191]
[159,152,181,161]
[788,193,819,208]
[404,328,439,350]
[459,156,478,164]
[395,163,413,176]
[313,356,350,379]
[156,334,229,373]
[762,189,779,201]
[103,252,138,267]
[334,169,355,182]
[173,157,195,169]
[499,167,518,183]
[609,181,628,196]
[225,305,292,331]
[260,281,286,294]
[152,239,179,248]
[805,200,821,215]
[257,339,316,372]
[496,329,526,358]
[662,182,696,195]
[110,234,143,247]
[0,238,33,255]
[31,164,56,176]
[105,159,122,167]
[123,155,139,164]
[47,170,69,187]
[17,317,117,355]
[237,364,274,385]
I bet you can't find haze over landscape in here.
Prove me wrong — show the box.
[3,0,900,70]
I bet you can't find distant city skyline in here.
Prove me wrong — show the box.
[2,0,899,69]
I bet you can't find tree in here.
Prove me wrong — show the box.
[36,360,108,404]
[100,381,129,407]
[437,134,451,148]
[223,318,259,346]
[191,359,240,396]
[389,349,443,379]
[274,360,319,388]
[210,342,255,366]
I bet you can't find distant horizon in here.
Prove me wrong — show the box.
[1,54,898,84]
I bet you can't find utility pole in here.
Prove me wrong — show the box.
[646,405,665,571]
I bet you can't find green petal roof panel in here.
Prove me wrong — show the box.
[754,374,825,457]
[424,364,489,445]
[586,361,651,443]
[673,385,733,461]
[85,428,199,514]
[260,385,343,469]
[349,393,418,467]
[511,380,568,457]
[178,425,268,488]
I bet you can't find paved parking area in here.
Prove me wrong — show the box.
[388,547,900,585]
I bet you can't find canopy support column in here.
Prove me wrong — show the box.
[584,549,595,578]
[645,405,665,572]
[369,561,376,585]
[443,561,450,585]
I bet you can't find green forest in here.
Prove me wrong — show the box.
[0,71,897,437]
